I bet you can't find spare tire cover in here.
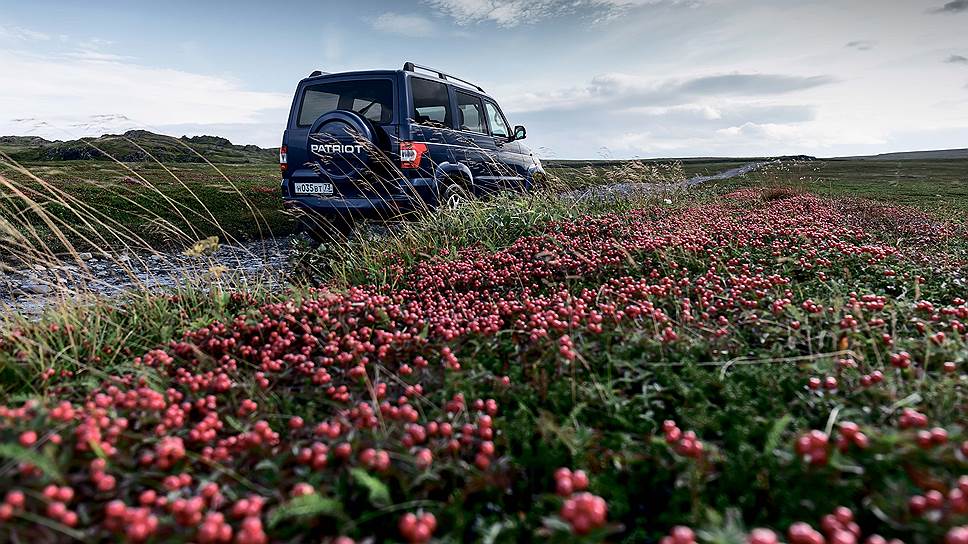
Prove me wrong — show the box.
[306,110,378,181]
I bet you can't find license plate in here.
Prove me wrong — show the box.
[294,182,334,195]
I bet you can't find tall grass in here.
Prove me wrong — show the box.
[0,129,696,400]
[0,133,296,318]
[292,168,685,287]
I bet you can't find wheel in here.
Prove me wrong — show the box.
[440,180,472,211]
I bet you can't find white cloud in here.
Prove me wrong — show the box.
[0,49,289,143]
[624,103,723,120]
[845,40,876,51]
[501,71,835,113]
[371,13,437,37]
[602,120,888,157]
[66,50,132,62]
[713,121,888,150]
[0,24,50,42]
[423,0,700,27]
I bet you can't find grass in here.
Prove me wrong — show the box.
[726,158,968,213]
[3,152,965,260]
[0,152,966,541]
[0,158,293,258]
[0,165,966,542]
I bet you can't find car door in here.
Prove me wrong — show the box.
[483,99,529,191]
[453,89,500,195]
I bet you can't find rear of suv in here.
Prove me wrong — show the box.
[280,62,544,233]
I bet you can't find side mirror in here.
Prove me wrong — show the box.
[512,125,527,141]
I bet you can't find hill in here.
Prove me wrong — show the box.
[543,155,817,168]
[836,148,968,161]
[0,130,276,164]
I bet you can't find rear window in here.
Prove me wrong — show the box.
[297,79,394,127]
[410,77,451,128]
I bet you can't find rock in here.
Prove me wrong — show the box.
[77,252,93,261]
[21,282,51,295]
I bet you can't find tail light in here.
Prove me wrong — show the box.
[399,141,428,169]
[279,144,288,172]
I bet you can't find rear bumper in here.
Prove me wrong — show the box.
[282,176,439,218]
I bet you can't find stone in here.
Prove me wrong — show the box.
[21,282,51,295]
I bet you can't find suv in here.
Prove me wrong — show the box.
[280,62,544,232]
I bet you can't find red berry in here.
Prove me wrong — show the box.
[749,528,779,544]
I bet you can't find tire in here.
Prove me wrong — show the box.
[440,180,472,211]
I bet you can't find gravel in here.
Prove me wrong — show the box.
[1,237,298,317]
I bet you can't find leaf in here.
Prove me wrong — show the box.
[224,415,246,433]
[541,515,573,533]
[0,443,62,480]
[763,414,792,454]
[350,467,391,506]
[254,459,278,473]
[15,511,85,540]
[268,493,342,528]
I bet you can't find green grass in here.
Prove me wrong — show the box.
[0,159,294,255]
[0,179,965,543]
[1,130,276,164]
[2,154,965,263]
[725,158,968,213]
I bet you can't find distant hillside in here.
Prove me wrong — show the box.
[0,130,276,164]
[837,149,968,161]
[544,155,817,168]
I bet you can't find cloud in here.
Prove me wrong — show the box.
[423,0,699,27]
[946,54,968,64]
[622,103,816,125]
[423,0,562,26]
[679,74,836,95]
[932,0,968,12]
[845,40,876,51]
[597,121,887,158]
[0,49,289,144]
[714,122,886,148]
[370,12,437,37]
[66,50,132,62]
[503,72,836,113]
[595,118,886,157]
[624,103,724,120]
[0,24,50,42]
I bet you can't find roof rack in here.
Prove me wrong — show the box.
[403,62,485,93]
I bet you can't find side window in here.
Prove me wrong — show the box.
[410,77,451,128]
[455,91,486,134]
[484,101,511,138]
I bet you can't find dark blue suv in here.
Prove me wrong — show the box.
[280,63,544,232]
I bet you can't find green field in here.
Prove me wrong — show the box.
[1,172,966,543]
[728,159,968,213]
[2,155,966,261]
[0,160,293,256]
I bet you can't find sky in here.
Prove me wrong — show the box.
[0,0,966,159]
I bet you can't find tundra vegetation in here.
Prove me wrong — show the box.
[0,140,966,543]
